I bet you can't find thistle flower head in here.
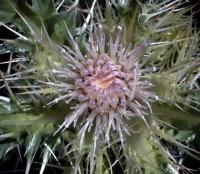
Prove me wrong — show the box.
[53,24,157,146]
[76,53,137,113]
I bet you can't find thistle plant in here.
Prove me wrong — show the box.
[0,0,200,174]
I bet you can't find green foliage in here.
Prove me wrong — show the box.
[0,0,200,174]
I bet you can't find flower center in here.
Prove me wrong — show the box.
[76,54,134,113]
[93,73,115,89]
[93,79,109,89]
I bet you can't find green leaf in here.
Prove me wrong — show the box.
[0,143,16,158]
[175,130,196,143]
[32,0,55,16]
[5,38,36,53]
[0,43,15,54]
[51,11,77,44]
[153,103,200,131]
[0,0,15,22]
[25,133,42,174]
[3,0,40,36]
[0,100,18,115]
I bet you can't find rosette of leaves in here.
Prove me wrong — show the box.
[0,0,200,174]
